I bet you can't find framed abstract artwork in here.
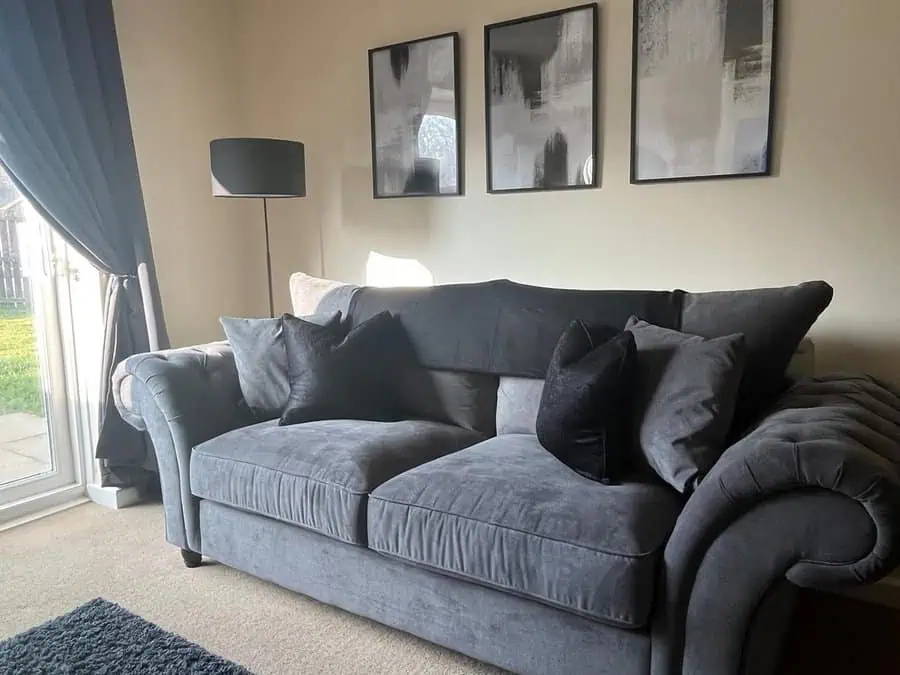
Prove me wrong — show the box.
[368,32,462,198]
[485,4,598,194]
[631,0,778,183]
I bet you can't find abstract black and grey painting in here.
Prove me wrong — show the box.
[485,4,598,193]
[368,33,461,198]
[632,0,777,182]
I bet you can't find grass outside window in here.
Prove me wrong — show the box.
[0,308,42,416]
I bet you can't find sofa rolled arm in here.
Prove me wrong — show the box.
[112,341,251,553]
[653,374,900,675]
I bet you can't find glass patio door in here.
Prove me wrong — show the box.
[0,169,84,523]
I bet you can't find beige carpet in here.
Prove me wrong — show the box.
[0,502,502,674]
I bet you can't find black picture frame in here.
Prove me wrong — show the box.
[630,0,779,184]
[368,32,463,199]
[484,3,599,194]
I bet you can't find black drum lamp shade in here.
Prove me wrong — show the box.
[210,138,306,198]
[210,137,307,318]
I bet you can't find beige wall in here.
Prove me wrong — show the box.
[113,0,261,347]
[232,0,900,381]
[119,0,900,380]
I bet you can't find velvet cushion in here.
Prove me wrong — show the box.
[626,317,746,493]
[495,376,544,435]
[280,311,401,425]
[680,281,833,432]
[536,320,637,483]
[368,434,682,628]
[191,418,484,544]
[220,311,341,420]
[348,280,681,377]
[395,368,499,435]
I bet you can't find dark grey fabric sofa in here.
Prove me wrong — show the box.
[112,278,900,675]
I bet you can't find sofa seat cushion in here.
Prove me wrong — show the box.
[368,434,682,628]
[191,419,484,545]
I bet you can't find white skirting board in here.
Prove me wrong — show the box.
[86,484,141,510]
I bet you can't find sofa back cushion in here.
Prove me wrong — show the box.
[298,273,830,433]
[395,368,498,435]
[679,281,832,431]
[349,280,681,377]
[496,377,544,435]
[290,271,359,318]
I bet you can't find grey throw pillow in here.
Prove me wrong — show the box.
[221,311,341,420]
[680,281,832,432]
[626,317,746,494]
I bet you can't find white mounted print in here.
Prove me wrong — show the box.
[485,4,599,193]
[368,33,462,198]
[631,0,778,183]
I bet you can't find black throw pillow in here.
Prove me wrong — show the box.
[536,320,637,483]
[280,310,401,425]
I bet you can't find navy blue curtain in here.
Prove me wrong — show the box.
[0,0,169,487]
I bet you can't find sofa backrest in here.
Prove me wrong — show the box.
[291,273,833,435]
[348,279,681,377]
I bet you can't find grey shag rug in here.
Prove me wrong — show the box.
[0,598,251,674]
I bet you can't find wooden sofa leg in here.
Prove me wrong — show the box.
[181,549,202,568]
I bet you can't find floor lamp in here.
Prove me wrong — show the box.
[210,137,306,317]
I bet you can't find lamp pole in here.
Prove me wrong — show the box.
[263,197,274,318]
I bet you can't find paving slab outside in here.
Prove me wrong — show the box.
[0,412,50,485]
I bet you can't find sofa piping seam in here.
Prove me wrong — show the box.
[192,451,371,496]
[370,545,641,628]
[200,498,365,547]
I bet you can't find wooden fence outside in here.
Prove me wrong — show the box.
[0,211,31,311]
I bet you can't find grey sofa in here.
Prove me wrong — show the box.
[113,276,900,675]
